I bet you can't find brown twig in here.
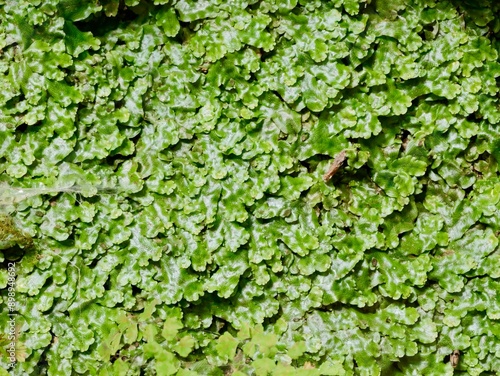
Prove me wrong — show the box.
[323,150,347,182]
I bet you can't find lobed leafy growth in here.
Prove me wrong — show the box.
[1,0,500,374]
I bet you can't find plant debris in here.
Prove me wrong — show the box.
[323,150,347,182]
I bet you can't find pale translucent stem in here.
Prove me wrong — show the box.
[0,184,118,205]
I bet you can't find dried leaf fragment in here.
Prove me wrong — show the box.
[303,361,315,369]
[450,350,459,368]
[323,150,347,182]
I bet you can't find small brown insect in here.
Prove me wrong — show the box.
[450,350,459,368]
[323,150,347,182]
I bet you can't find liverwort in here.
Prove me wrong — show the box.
[0,183,117,206]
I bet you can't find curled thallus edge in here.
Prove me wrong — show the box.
[0,183,119,205]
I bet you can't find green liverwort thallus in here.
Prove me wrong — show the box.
[0,184,116,205]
